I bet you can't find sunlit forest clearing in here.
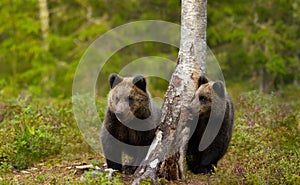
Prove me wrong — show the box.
[0,0,299,184]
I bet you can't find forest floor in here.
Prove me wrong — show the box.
[0,89,299,185]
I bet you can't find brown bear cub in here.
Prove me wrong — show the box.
[100,73,160,174]
[186,76,234,174]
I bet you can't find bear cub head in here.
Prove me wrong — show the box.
[108,73,152,125]
[190,76,226,118]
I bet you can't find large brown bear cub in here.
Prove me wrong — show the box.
[100,73,160,174]
[186,76,234,174]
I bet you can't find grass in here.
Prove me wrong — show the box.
[0,89,299,184]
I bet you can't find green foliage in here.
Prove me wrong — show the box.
[0,0,299,96]
[0,0,111,98]
[80,170,123,185]
[1,90,299,184]
[229,91,299,184]
[207,0,300,92]
[238,91,298,128]
[185,90,299,185]
[0,97,91,170]
[0,0,299,184]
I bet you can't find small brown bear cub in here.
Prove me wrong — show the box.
[100,73,160,174]
[186,76,234,174]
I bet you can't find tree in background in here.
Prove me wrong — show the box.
[38,0,49,50]
[0,0,299,98]
[207,0,300,92]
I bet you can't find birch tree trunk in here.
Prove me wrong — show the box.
[259,67,265,93]
[132,0,207,184]
[39,0,49,50]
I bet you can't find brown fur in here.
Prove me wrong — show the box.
[100,74,160,174]
[186,76,234,174]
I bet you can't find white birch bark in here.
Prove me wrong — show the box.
[132,0,207,184]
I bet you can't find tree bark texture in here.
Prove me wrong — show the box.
[132,0,207,184]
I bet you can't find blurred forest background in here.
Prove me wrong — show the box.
[0,0,299,98]
[0,0,299,184]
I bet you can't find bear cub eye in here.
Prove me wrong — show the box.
[128,96,134,106]
[115,97,120,104]
[199,96,207,104]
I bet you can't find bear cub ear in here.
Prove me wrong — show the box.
[198,75,209,87]
[133,75,147,92]
[109,73,123,89]
[212,81,225,98]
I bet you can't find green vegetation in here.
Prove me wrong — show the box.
[0,90,299,184]
[0,0,299,97]
[0,98,90,169]
[0,0,299,184]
